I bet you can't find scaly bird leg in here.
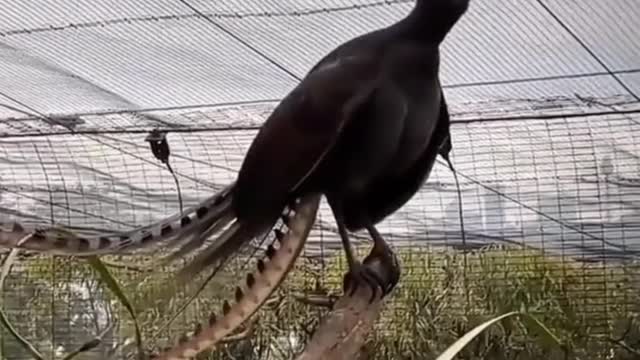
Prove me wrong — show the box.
[328,200,358,271]
[344,221,400,303]
[363,222,400,296]
[328,199,390,303]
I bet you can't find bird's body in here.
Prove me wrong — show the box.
[236,39,442,232]
[169,0,470,288]
[297,42,445,231]
[0,0,468,291]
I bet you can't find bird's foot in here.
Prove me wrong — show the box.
[342,243,400,303]
[343,261,384,303]
[365,239,400,296]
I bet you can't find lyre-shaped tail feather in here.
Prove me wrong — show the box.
[150,193,321,360]
[0,183,236,257]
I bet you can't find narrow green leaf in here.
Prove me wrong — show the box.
[436,311,519,360]
[60,321,116,360]
[436,311,563,360]
[520,313,563,349]
[0,248,45,360]
[0,248,20,289]
[87,256,144,358]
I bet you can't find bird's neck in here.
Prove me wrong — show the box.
[398,0,469,44]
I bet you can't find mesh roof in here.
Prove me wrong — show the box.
[0,0,638,120]
[1,0,640,261]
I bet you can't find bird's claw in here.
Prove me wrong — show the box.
[342,245,400,303]
[342,261,386,303]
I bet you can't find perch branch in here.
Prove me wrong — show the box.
[295,246,400,360]
[292,292,339,309]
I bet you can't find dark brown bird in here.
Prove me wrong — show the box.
[155,0,468,294]
[0,0,469,297]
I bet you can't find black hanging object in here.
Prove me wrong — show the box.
[145,129,170,164]
[145,128,185,215]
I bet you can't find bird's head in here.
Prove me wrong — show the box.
[411,0,470,43]
[415,0,470,14]
[406,0,469,44]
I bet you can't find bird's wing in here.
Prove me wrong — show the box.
[233,55,386,217]
[364,87,451,225]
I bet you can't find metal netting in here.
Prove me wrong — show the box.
[1,0,639,120]
[0,0,640,359]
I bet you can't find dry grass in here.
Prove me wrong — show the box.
[1,245,639,359]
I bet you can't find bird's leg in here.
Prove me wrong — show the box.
[328,199,360,276]
[341,220,400,303]
[328,197,397,302]
[327,198,377,297]
[363,223,400,296]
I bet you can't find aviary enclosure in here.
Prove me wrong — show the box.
[0,0,639,359]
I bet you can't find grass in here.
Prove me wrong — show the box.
[304,245,640,360]
[0,245,639,359]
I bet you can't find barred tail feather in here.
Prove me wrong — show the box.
[160,211,235,264]
[151,194,321,360]
[0,183,236,257]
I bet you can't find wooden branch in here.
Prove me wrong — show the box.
[294,249,399,360]
[292,292,339,309]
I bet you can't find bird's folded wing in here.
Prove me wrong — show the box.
[234,55,385,208]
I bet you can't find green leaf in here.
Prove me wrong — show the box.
[520,313,563,350]
[0,248,45,360]
[60,321,116,360]
[87,255,144,358]
[436,311,563,360]
[436,311,519,360]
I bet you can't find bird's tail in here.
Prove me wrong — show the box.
[0,183,239,260]
[150,193,321,360]
[414,0,470,44]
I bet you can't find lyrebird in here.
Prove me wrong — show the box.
[0,0,470,299]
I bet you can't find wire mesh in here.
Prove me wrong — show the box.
[0,0,639,359]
